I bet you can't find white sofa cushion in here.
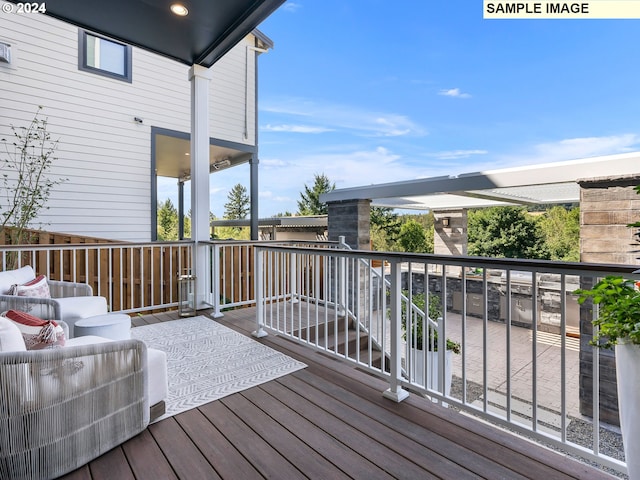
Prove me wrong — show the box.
[146,348,168,407]
[53,296,109,336]
[66,335,168,406]
[0,316,26,352]
[0,266,35,295]
[65,335,112,347]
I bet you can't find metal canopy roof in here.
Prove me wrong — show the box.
[12,0,284,67]
[211,216,327,228]
[321,152,640,211]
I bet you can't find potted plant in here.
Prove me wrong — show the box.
[576,275,640,478]
[401,292,460,398]
[574,184,640,478]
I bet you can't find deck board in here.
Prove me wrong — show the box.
[174,408,264,479]
[57,308,616,480]
[149,418,222,479]
[199,401,307,479]
[220,393,351,479]
[88,447,135,480]
[241,384,397,480]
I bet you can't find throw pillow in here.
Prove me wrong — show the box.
[10,274,51,298]
[1,310,65,350]
[0,316,26,352]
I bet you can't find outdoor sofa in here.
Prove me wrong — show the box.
[0,312,168,479]
[0,265,108,337]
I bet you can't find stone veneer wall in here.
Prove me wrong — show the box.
[327,199,371,250]
[579,175,640,265]
[578,174,640,426]
[434,209,468,256]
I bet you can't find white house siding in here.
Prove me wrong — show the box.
[0,4,259,241]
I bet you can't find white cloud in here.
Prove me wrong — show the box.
[260,158,287,167]
[257,146,416,210]
[438,88,471,99]
[532,134,640,160]
[489,134,640,170]
[262,124,333,134]
[261,96,426,138]
[282,2,301,12]
[427,149,488,160]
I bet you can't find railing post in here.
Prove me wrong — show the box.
[252,246,267,338]
[337,236,348,316]
[436,315,445,398]
[290,251,298,304]
[383,259,409,402]
[212,243,223,318]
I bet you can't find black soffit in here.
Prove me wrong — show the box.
[10,0,284,67]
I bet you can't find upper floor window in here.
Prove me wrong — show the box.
[78,30,132,82]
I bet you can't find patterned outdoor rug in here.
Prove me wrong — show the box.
[131,316,307,422]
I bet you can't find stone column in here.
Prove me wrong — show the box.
[579,174,640,264]
[578,174,640,425]
[327,199,371,250]
[433,209,468,256]
[326,199,372,327]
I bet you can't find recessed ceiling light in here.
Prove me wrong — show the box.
[170,4,188,16]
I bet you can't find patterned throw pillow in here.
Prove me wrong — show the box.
[10,274,51,298]
[0,310,65,350]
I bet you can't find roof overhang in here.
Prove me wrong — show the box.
[211,216,328,228]
[154,134,255,180]
[320,152,640,211]
[12,0,284,67]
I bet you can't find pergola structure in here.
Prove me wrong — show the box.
[321,152,640,210]
[8,0,287,307]
[320,152,640,254]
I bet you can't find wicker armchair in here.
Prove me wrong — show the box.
[0,337,150,480]
[0,266,108,337]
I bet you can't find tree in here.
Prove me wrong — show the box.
[398,219,429,253]
[538,206,580,261]
[370,206,401,251]
[468,207,550,259]
[223,183,249,220]
[184,209,192,239]
[297,173,335,215]
[0,106,65,246]
[157,199,178,240]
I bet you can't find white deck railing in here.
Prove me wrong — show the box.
[0,241,193,313]
[205,239,342,316]
[253,243,640,475]
[1,238,636,474]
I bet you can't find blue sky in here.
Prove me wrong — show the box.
[206,0,640,218]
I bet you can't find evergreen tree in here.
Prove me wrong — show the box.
[184,209,192,239]
[297,173,335,215]
[468,207,550,259]
[157,199,178,240]
[371,207,401,243]
[223,184,249,220]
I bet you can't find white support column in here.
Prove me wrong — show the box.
[188,64,213,310]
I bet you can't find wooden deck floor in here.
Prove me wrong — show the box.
[59,307,616,480]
